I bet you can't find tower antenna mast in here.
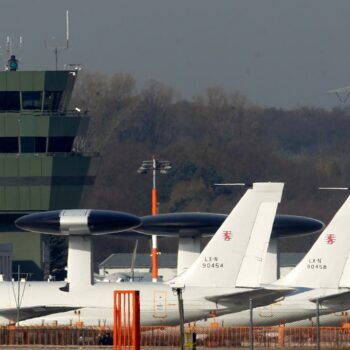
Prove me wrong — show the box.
[45,10,70,70]
[6,36,11,61]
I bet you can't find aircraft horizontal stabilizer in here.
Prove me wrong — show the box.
[0,306,80,322]
[205,288,293,308]
[309,290,350,308]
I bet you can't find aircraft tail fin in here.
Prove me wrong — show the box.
[169,182,284,288]
[276,194,350,289]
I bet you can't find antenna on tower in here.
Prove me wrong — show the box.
[45,10,70,70]
[66,10,69,49]
[6,36,11,60]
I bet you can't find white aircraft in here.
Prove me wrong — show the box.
[189,190,350,327]
[12,182,290,326]
[28,187,350,327]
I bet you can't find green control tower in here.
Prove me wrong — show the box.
[0,60,97,279]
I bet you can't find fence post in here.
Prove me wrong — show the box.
[192,331,197,350]
[278,325,285,348]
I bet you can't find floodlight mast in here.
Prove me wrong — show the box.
[137,156,172,282]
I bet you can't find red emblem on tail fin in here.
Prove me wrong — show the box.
[223,230,232,241]
[325,234,335,245]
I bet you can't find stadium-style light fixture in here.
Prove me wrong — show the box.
[137,156,172,282]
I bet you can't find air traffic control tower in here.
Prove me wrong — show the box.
[0,62,97,279]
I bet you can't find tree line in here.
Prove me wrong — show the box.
[67,71,350,265]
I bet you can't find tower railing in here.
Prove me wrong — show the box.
[0,110,86,117]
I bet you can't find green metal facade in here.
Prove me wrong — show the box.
[0,154,94,210]
[0,114,86,137]
[0,70,75,96]
[0,70,97,278]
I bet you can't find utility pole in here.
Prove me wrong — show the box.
[249,298,254,350]
[174,287,185,350]
[316,298,320,350]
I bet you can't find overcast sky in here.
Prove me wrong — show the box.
[1,0,350,108]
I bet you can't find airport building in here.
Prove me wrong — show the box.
[98,251,306,283]
[99,253,178,282]
[0,65,98,279]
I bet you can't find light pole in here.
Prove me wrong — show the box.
[137,156,172,282]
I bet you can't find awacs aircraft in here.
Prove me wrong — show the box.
[189,190,350,327]
[37,187,350,327]
[14,182,290,326]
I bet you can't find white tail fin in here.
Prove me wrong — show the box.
[169,182,284,288]
[259,238,279,284]
[276,195,350,289]
[235,231,278,287]
[339,250,350,288]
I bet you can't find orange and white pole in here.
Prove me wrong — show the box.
[152,157,158,282]
[152,188,157,216]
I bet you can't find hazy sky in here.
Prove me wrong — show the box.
[1,0,350,108]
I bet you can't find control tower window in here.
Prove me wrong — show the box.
[0,92,20,111]
[21,137,46,153]
[0,137,18,152]
[48,137,74,152]
[44,91,62,111]
[21,92,43,110]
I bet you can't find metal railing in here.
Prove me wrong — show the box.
[0,325,350,347]
[0,151,99,157]
[0,110,86,117]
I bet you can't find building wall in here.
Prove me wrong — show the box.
[0,243,12,280]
